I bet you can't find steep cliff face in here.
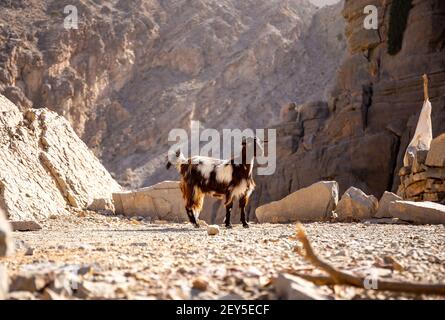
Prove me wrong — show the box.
[255,0,445,213]
[0,0,346,188]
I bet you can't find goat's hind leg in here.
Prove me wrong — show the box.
[186,208,199,228]
[239,195,250,228]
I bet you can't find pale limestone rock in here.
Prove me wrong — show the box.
[0,94,121,221]
[389,201,445,225]
[10,221,42,232]
[426,134,445,167]
[0,209,14,256]
[274,273,329,300]
[335,187,378,221]
[87,198,115,212]
[255,181,339,223]
[114,181,237,224]
[113,181,185,222]
[375,192,402,219]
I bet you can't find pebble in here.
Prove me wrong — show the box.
[207,225,220,236]
[25,247,34,256]
[192,277,209,291]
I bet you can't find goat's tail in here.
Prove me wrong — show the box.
[166,149,187,170]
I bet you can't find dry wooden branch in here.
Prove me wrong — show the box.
[423,74,429,101]
[293,223,445,295]
[282,270,337,286]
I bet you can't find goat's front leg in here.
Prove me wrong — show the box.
[224,199,233,229]
[239,195,249,228]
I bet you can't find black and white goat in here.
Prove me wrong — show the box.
[166,137,264,228]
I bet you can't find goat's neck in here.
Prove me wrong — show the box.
[233,146,254,171]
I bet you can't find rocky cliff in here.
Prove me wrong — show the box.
[0,0,346,188]
[0,94,120,221]
[254,0,445,214]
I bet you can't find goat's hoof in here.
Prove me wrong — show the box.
[225,224,233,229]
[242,223,249,228]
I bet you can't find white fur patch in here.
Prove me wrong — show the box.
[198,162,214,179]
[215,162,232,184]
[191,156,229,181]
[230,179,248,199]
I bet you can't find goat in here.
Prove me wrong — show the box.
[166,137,264,228]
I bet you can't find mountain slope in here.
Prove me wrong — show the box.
[0,0,346,188]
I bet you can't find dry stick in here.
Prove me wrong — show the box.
[294,223,445,295]
[283,270,337,286]
[423,74,429,101]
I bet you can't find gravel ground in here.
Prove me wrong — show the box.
[4,212,445,300]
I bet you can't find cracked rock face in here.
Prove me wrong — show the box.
[253,0,445,214]
[0,94,121,221]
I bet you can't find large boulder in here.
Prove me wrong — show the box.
[426,134,445,167]
[255,181,339,223]
[0,208,14,257]
[335,187,378,221]
[389,201,445,225]
[113,181,185,222]
[375,192,402,218]
[0,94,121,221]
[113,181,236,224]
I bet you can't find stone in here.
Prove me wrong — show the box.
[412,150,428,174]
[10,273,51,293]
[75,281,116,299]
[207,225,220,236]
[423,193,439,202]
[0,209,14,256]
[426,134,445,167]
[0,264,8,300]
[335,187,378,221]
[274,273,329,300]
[114,181,240,224]
[87,198,115,212]
[10,220,42,232]
[375,192,402,219]
[389,201,445,225]
[0,95,121,221]
[7,291,36,300]
[255,181,339,223]
[404,180,427,198]
[113,181,186,222]
[399,166,411,177]
[425,167,445,179]
[25,247,34,256]
[403,172,428,188]
[192,277,209,291]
